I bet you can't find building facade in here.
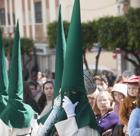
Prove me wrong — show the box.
[0,0,140,74]
[0,0,60,73]
[1,0,140,41]
[0,0,59,42]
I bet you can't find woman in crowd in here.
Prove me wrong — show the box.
[38,81,54,118]
[87,89,99,114]
[119,75,139,135]
[94,91,119,136]
[111,83,127,136]
[128,86,140,136]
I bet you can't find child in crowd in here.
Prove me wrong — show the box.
[111,83,127,116]
[119,75,140,135]
[94,91,119,136]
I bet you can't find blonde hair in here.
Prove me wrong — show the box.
[94,91,113,115]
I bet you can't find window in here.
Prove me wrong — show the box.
[13,13,15,25]
[34,1,42,23]
[0,8,5,25]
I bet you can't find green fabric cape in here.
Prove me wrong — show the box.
[0,22,35,128]
[38,5,66,124]
[54,5,66,98]
[0,30,8,114]
[60,0,100,131]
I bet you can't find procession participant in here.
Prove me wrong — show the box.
[0,30,8,114]
[0,30,9,136]
[36,5,66,136]
[0,22,38,136]
[54,0,100,135]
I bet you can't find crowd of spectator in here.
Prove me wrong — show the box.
[23,70,140,136]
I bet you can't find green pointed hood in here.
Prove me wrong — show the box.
[54,5,66,98]
[0,30,8,114]
[0,22,35,128]
[61,0,100,131]
[38,5,66,124]
[61,0,85,93]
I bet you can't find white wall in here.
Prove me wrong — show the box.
[61,0,118,22]
[130,0,140,8]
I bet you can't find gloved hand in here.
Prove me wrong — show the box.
[62,96,79,118]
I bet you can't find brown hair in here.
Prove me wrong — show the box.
[136,87,140,108]
[94,91,113,115]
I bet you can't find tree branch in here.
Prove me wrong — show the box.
[83,49,89,70]
[124,55,139,67]
[94,47,102,75]
[131,50,140,64]
[123,48,140,64]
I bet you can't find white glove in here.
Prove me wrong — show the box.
[62,96,79,118]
